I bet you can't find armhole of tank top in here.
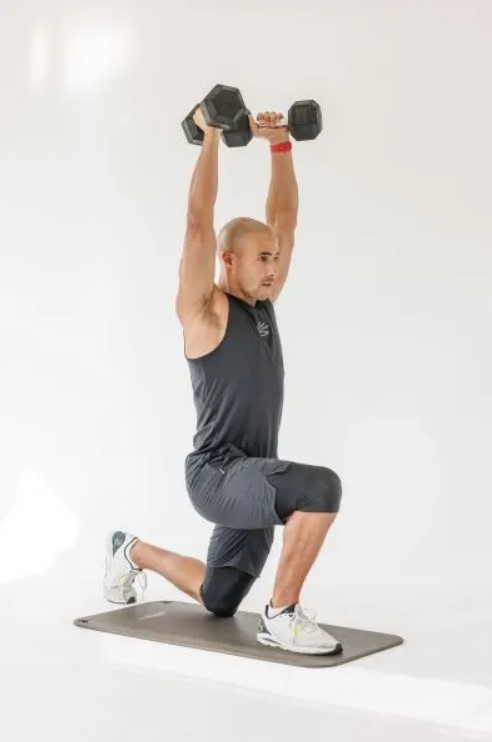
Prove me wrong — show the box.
[184,292,232,363]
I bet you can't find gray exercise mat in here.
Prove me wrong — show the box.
[74,601,403,667]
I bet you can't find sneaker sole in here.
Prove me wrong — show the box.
[257,632,343,655]
[104,594,137,605]
[103,581,138,603]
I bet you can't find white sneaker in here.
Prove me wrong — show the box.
[257,602,343,655]
[103,530,147,604]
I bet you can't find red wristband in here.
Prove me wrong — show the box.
[270,141,292,154]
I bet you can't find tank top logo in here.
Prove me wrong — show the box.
[256,320,270,338]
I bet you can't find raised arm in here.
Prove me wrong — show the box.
[176,112,221,326]
[262,114,299,228]
[249,111,298,302]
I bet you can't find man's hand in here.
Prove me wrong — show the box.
[192,106,221,138]
[248,112,290,144]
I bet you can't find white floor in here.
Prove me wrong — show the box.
[3,570,492,742]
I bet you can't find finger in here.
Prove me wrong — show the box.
[248,115,261,134]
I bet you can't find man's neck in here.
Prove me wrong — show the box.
[218,281,257,307]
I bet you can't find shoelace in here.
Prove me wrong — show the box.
[289,604,319,635]
[122,568,148,593]
[135,569,147,592]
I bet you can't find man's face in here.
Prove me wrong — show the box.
[236,232,280,297]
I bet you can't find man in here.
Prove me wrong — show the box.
[103,107,343,655]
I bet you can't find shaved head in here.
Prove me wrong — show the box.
[216,216,278,305]
[217,217,272,257]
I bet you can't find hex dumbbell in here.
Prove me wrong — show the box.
[221,100,323,147]
[182,84,247,146]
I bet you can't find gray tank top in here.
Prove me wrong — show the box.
[184,292,284,480]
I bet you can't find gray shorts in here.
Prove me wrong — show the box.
[186,443,342,579]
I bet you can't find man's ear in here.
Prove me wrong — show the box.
[220,251,234,270]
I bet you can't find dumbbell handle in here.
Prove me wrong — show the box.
[251,111,289,129]
[256,120,288,129]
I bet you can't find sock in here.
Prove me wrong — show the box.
[267,600,292,618]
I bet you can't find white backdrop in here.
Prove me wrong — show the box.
[1,0,491,610]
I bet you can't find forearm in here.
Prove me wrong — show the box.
[266,137,298,226]
[187,130,221,219]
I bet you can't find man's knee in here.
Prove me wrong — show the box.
[202,596,238,618]
[200,584,237,617]
[200,566,256,618]
[303,467,342,514]
[323,467,343,511]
